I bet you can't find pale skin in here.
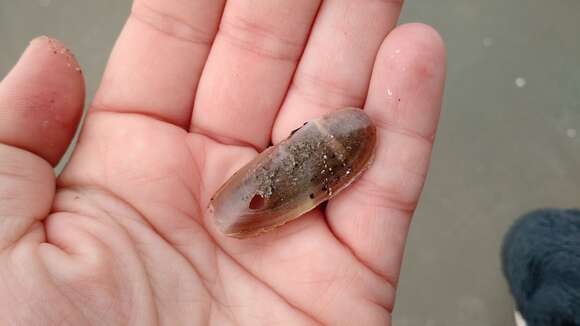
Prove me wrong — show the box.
[0,1,445,325]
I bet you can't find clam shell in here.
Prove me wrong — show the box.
[210,107,377,238]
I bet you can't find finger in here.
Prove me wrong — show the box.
[93,0,225,128]
[191,0,321,149]
[326,23,446,284]
[0,37,85,249]
[272,0,402,143]
[0,36,84,166]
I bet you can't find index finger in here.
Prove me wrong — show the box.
[92,0,225,128]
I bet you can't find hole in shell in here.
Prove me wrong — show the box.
[249,194,266,210]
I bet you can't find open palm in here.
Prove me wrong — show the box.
[0,1,445,325]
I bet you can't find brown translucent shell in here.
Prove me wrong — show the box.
[209,107,377,238]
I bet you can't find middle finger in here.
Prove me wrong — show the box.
[191,0,321,150]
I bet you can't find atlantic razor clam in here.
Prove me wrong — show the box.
[210,107,377,238]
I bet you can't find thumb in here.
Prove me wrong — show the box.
[0,36,84,250]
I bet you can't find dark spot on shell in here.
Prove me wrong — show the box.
[309,193,315,199]
[290,128,300,137]
[249,194,266,210]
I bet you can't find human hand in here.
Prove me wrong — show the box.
[0,1,445,325]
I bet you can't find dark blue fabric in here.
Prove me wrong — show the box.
[502,208,580,326]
